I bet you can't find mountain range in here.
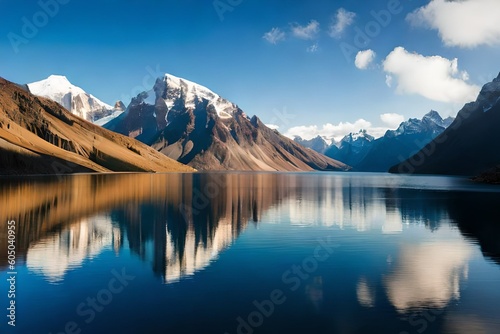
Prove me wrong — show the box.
[294,135,329,154]
[326,129,376,169]
[294,111,454,172]
[102,74,348,171]
[391,73,500,176]
[0,77,194,175]
[8,71,500,177]
[27,75,124,124]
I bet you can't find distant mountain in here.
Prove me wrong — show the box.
[324,129,375,168]
[27,75,119,123]
[390,73,500,176]
[104,73,348,172]
[93,100,127,126]
[293,135,329,153]
[357,111,454,172]
[114,100,126,111]
[0,77,195,175]
[295,112,453,172]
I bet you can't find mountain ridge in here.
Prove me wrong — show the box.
[104,73,349,172]
[390,73,500,176]
[294,111,454,172]
[0,77,195,175]
[357,110,453,172]
[27,75,119,123]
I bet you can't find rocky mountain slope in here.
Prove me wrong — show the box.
[357,111,453,172]
[104,73,349,171]
[294,111,453,172]
[390,73,500,176]
[0,77,195,175]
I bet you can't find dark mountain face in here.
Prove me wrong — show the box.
[356,132,442,172]
[105,74,348,172]
[303,112,451,172]
[323,130,374,167]
[390,73,500,176]
[356,111,453,172]
[323,144,340,160]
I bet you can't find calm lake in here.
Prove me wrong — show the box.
[1,172,500,334]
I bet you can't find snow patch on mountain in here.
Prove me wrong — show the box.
[136,73,238,120]
[166,74,237,119]
[27,75,113,122]
[389,111,453,137]
[343,129,375,143]
[293,135,329,153]
[93,109,125,126]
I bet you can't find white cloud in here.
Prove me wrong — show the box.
[329,8,356,38]
[307,43,319,53]
[266,124,280,130]
[407,0,500,48]
[380,113,404,128]
[284,119,390,143]
[382,47,480,104]
[263,28,286,44]
[385,75,393,87]
[355,49,376,70]
[291,20,320,40]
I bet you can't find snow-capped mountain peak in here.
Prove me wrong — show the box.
[293,135,329,153]
[165,73,239,120]
[28,75,113,122]
[136,73,238,120]
[342,129,375,143]
[422,110,443,124]
[28,75,78,97]
[389,110,454,137]
[104,73,347,171]
[421,110,455,128]
[165,73,217,101]
[475,73,500,112]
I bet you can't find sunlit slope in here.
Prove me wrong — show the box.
[0,77,195,174]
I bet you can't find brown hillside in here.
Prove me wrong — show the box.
[0,77,195,174]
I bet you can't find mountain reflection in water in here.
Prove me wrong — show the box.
[1,173,500,334]
[0,173,289,283]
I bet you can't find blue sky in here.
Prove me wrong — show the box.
[1,0,500,140]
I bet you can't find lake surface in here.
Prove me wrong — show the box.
[1,172,500,334]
